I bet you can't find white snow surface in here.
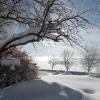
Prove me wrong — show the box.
[0,74,100,100]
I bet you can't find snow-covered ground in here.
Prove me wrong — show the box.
[42,74,100,100]
[0,73,100,100]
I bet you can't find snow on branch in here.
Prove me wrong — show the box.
[0,0,91,53]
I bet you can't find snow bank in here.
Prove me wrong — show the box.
[42,75,100,100]
[0,75,100,100]
[0,80,82,100]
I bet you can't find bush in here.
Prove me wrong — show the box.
[0,47,38,88]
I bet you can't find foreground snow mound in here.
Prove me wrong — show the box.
[0,80,82,100]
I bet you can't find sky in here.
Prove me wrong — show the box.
[20,0,100,71]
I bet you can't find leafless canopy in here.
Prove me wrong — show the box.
[0,0,90,53]
[62,49,74,71]
[81,46,100,73]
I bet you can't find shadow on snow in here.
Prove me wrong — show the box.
[1,80,82,100]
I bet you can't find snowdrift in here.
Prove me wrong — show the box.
[0,80,82,100]
[0,74,100,100]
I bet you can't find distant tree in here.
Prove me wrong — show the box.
[49,56,56,70]
[62,49,74,71]
[81,46,100,74]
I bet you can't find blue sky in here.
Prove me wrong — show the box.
[20,0,100,70]
[73,0,100,45]
[22,0,100,54]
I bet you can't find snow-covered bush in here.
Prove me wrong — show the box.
[0,47,38,88]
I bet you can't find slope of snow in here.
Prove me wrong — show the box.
[0,74,100,100]
[42,75,100,100]
[0,80,82,100]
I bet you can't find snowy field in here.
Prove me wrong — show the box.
[0,73,100,100]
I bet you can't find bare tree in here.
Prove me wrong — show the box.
[0,0,91,53]
[81,46,100,74]
[49,56,56,70]
[62,49,74,71]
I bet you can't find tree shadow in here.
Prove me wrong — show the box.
[81,88,95,94]
[1,80,82,100]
